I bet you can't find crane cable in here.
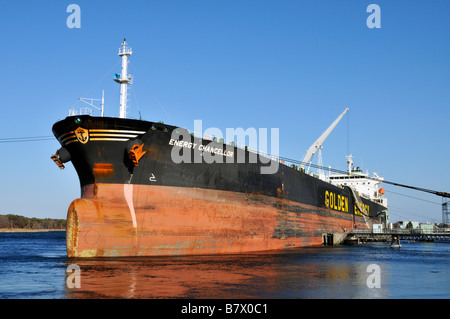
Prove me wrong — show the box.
[277,155,450,198]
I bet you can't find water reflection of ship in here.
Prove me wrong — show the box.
[64,252,388,299]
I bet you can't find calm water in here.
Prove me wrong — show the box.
[0,231,449,299]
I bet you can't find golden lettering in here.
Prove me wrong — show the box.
[324,190,349,213]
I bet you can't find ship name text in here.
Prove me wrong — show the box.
[169,138,234,158]
[324,190,349,213]
[354,203,370,216]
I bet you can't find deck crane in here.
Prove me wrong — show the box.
[300,108,349,179]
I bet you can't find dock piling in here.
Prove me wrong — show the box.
[390,235,401,248]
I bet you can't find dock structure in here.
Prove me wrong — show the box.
[324,230,450,247]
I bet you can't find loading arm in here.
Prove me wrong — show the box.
[300,108,349,169]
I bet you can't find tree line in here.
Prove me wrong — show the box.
[0,214,66,229]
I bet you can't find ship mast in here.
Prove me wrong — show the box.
[346,154,353,173]
[114,39,133,118]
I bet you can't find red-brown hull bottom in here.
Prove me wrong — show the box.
[66,184,372,257]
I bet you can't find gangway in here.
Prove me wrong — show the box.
[344,185,370,229]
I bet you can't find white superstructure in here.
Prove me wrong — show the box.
[326,154,388,208]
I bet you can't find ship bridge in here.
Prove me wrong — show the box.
[326,155,388,208]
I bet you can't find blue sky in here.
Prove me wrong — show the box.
[0,1,448,223]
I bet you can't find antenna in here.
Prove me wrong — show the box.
[78,90,105,117]
[114,39,133,119]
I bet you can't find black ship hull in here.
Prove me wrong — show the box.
[52,115,388,257]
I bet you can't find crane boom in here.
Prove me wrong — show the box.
[300,108,349,169]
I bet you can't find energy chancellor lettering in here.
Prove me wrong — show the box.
[169,138,234,157]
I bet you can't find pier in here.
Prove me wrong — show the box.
[323,229,450,247]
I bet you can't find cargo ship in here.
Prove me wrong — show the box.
[51,40,388,257]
